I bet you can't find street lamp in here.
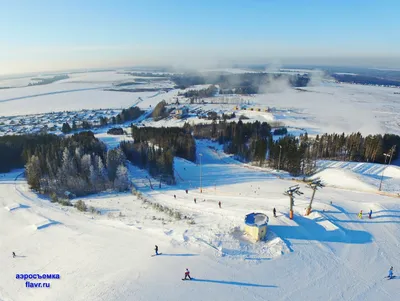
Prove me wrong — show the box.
[379,147,395,191]
[199,153,203,193]
[278,145,282,171]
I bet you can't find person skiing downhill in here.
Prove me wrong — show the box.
[155,245,159,255]
[12,252,16,258]
[273,208,277,217]
[368,209,372,219]
[358,210,363,219]
[388,266,394,279]
[184,268,192,280]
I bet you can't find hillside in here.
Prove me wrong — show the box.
[1,141,399,301]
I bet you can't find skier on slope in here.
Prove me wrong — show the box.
[273,208,277,217]
[184,268,192,280]
[368,209,372,219]
[388,266,394,279]
[155,245,159,255]
[358,210,363,219]
[12,252,16,258]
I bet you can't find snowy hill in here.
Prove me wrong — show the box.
[1,141,399,301]
[317,160,400,194]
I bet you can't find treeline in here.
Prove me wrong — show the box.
[178,85,218,98]
[25,132,130,196]
[190,120,271,166]
[331,74,400,87]
[120,142,175,184]
[130,125,196,162]
[29,75,69,86]
[0,134,59,173]
[62,107,144,134]
[120,125,196,182]
[171,73,311,93]
[188,121,400,176]
[310,132,399,163]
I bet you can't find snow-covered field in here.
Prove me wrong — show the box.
[254,84,400,136]
[1,140,399,301]
[1,70,400,136]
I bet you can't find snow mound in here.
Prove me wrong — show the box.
[318,160,400,179]
[33,219,60,230]
[311,168,376,192]
[382,166,400,179]
[4,203,21,211]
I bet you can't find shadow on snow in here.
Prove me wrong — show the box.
[270,214,373,244]
[160,253,199,257]
[190,278,277,288]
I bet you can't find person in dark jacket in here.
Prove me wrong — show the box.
[155,245,159,255]
[273,208,277,217]
[184,268,192,280]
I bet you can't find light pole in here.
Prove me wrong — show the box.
[379,146,395,191]
[278,145,282,171]
[199,153,203,193]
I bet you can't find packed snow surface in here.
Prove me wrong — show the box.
[1,141,399,301]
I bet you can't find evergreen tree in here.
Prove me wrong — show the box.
[114,164,130,191]
[61,122,72,134]
[26,155,41,190]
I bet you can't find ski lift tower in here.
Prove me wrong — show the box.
[284,185,303,220]
[305,178,325,216]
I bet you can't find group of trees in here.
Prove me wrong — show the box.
[120,141,175,184]
[189,120,271,166]
[178,85,218,98]
[187,120,400,176]
[307,132,399,163]
[130,125,196,162]
[0,134,59,173]
[120,125,196,182]
[22,132,130,197]
[151,100,170,120]
[29,75,69,86]
[171,73,311,94]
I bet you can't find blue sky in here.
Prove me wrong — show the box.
[1,0,399,74]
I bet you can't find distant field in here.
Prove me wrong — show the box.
[0,70,400,137]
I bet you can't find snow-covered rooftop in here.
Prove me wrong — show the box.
[245,212,269,227]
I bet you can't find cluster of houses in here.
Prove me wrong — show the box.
[234,105,270,112]
[0,108,120,136]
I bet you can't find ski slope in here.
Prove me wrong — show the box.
[1,141,399,301]
[317,160,400,194]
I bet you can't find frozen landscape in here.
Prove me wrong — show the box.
[0,69,399,301]
[1,70,400,136]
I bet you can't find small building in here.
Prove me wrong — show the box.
[174,107,189,119]
[244,213,269,241]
